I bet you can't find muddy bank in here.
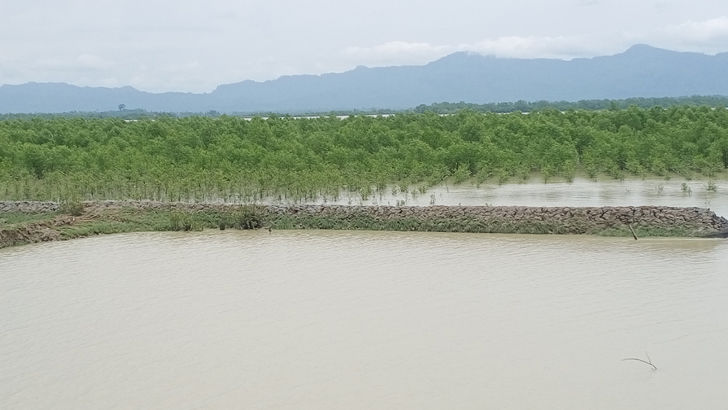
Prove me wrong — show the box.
[0,217,76,248]
[1,201,727,249]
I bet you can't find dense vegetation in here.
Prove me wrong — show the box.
[1,105,727,202]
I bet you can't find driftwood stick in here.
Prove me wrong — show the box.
[628,224,638,240]
[622,352,656,370]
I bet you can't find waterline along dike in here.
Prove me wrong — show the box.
[1,201,727,248]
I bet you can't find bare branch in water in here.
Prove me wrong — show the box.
[623,352,657,370]
[628,224,638,240]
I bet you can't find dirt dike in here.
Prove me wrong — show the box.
[0,215,75,248]
[81,200,728,231]
[1,201,727,249]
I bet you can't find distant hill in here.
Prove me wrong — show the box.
[2,44,728,114]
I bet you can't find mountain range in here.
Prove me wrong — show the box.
[1,44,727,114]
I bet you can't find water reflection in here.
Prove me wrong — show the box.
[297,178,728,217]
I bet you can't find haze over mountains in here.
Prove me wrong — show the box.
[1,45,727,114]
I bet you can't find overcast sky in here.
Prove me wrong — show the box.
[1,0,727,93]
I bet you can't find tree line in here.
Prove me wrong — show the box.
[0,105,727,202]
[414,95,728,114]
[3,95,728,120]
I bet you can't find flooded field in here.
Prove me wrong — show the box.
[2,229,728,409]
[311,177,728,217]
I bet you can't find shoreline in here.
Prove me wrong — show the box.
[2,201,727,249]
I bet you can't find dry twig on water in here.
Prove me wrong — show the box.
[622,352,657,370]
[628,224,638,240]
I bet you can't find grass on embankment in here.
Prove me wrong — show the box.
[0,204,713,249]
[0,212,59,226]
[0,206,270,249]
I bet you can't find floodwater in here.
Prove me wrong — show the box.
[2,230,728,409]
[316,177,728,217]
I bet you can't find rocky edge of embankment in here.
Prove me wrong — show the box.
[1,201,727,248]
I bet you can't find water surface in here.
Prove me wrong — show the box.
[2,230,728,409]
[314,177,728,217]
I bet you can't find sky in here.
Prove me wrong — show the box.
[1,0,727,93]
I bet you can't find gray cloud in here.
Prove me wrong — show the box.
[624,16,728,53]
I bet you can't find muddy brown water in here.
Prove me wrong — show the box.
[308,177,728,218]
[2,229,728,410]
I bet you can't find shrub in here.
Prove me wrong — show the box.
[59,199,84,216]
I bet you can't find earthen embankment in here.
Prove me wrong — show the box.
[2,201,727,248]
